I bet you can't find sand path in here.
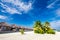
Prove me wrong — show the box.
[0,31,60,40]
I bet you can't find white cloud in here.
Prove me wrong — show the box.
[50,20,60,29]
[0,2,20,14]
[1,0,13,3]
[0,15,7,19]
[47,0,60,21]
[47,0,58,8]
[0,0,33,14]
[1,10,6,13]
[19,2,32,12]
[48,8,60,21]
[55,8,60,16]
[0,15,13,21]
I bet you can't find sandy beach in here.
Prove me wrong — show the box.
[0,31,60,40]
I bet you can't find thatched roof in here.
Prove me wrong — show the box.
[0,22,33,30]
[0,22,10,27]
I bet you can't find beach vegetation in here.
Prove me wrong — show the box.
[20,29,24,34]
[33,21,44,34]
[33,21,55,34]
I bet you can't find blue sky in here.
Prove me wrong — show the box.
[0,0,60,30]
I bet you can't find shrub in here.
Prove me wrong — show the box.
[34,27,44,34]
[20,29,24,34]
[33,21,55,34]
[46,29,55,34]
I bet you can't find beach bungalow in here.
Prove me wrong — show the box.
[0,22,33,32]
[0,22,11,31]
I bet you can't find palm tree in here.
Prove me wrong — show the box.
[44,22,55,34]
[33,21,55,34]
[44,22,50,27]
[43,22,51,33]
[33,21,42,28]
[44,22,51,30]
[33,20,44,34]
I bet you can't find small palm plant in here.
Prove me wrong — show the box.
[20,29,24,34]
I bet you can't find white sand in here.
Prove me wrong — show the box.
[0,31,60,40]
